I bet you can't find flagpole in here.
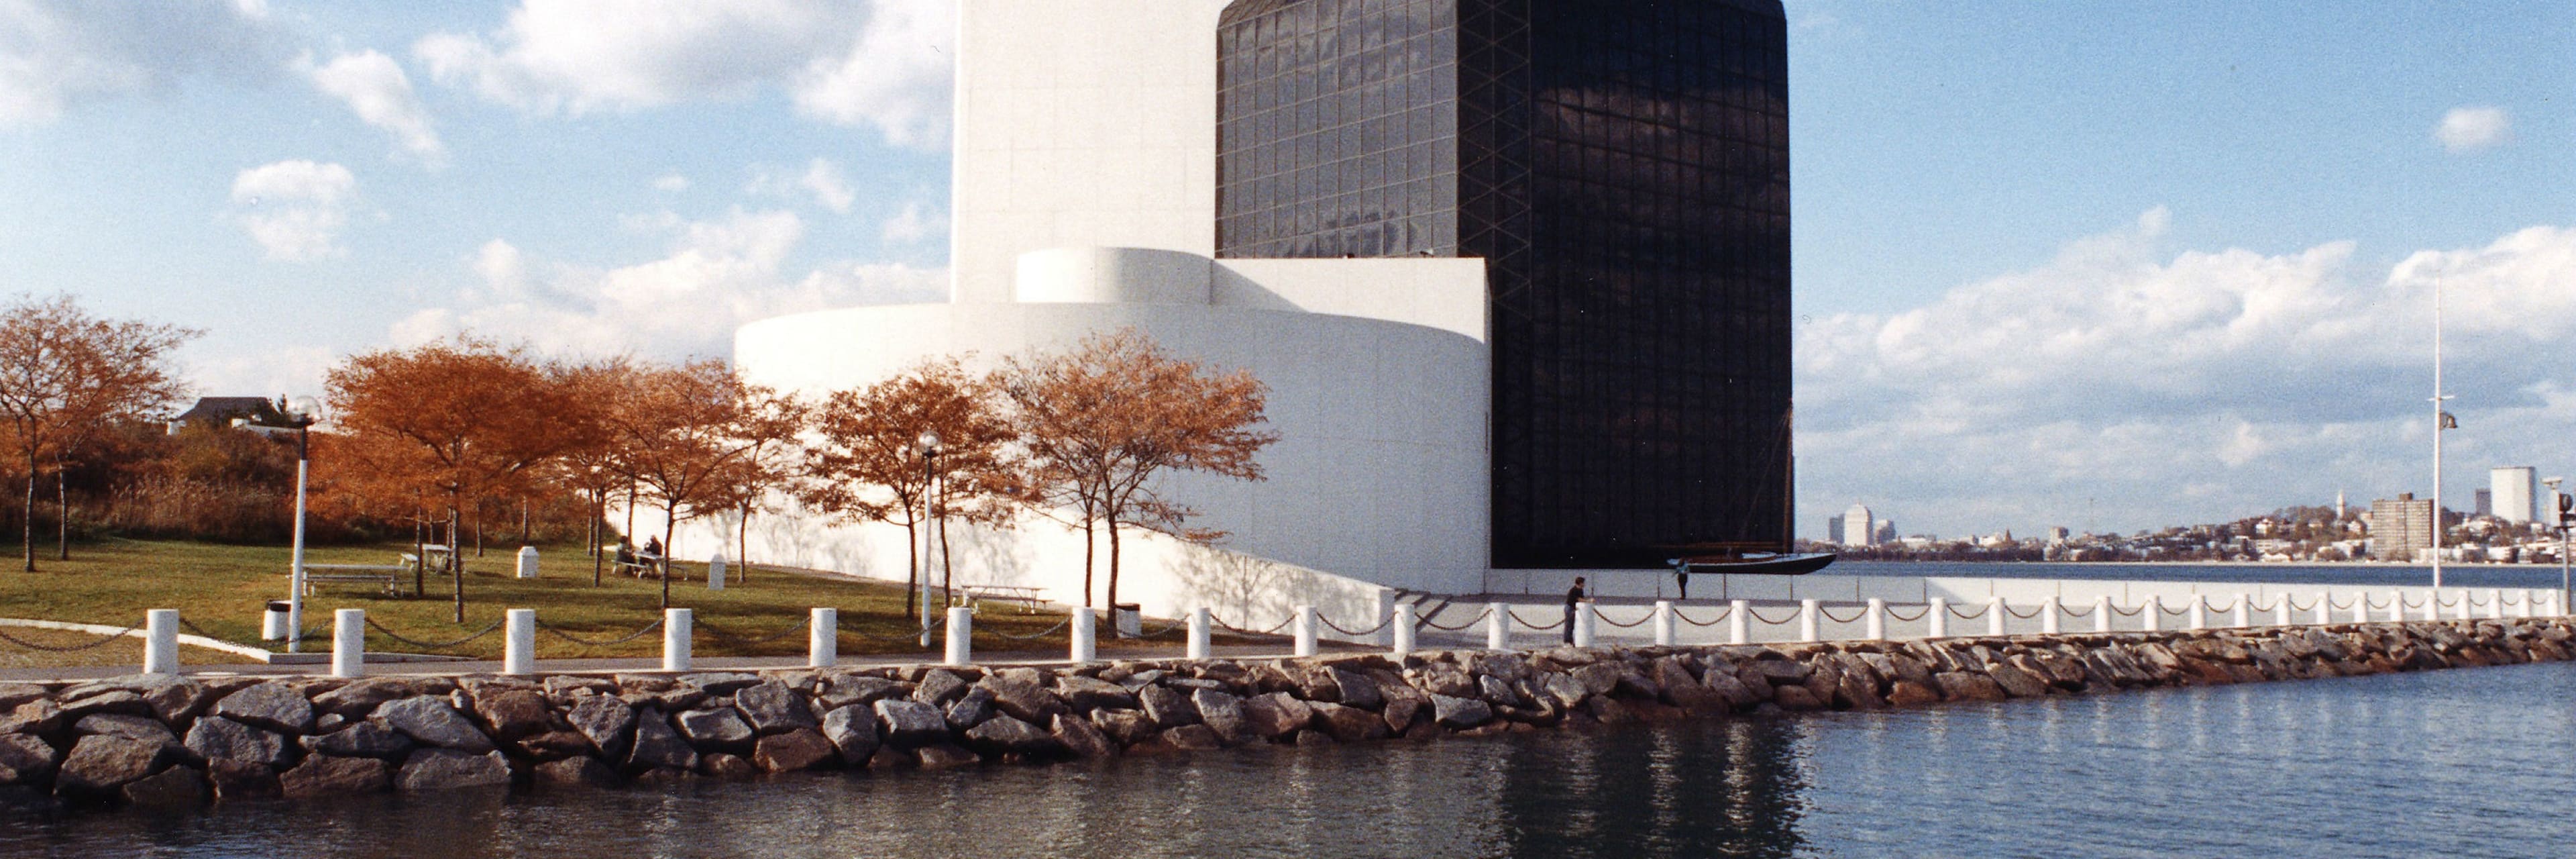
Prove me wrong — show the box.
[2432,275,2449,589]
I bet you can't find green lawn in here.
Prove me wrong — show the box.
[0,538,1200,664]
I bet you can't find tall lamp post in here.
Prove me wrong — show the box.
[916,430,941,648]
[2547,477,2568,615]
[278,397,321,654]
[2430,275,2453,589]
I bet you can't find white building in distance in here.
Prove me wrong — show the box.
[1841,503,1875,548]
[2492,466,2538,525]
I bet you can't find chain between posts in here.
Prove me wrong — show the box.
[0,623,142,652]
[2002,604,2045,619]
[1415,607,1493,631]
[694,617,810,646]
[1817,605,1868,624]
[1594,609,1657,628]
[177,619,261,648]
[362,617,505,651]
[1744,605,1800,625]
[535,618,665,648]
[1943,603,1987,620]
[1882,606,1930,622]
[1670,605,1731,627]
[1214,614,1297,636]
[991,618,1073,640]
[1319,615,1391,636]
[2106,604,2144,617]
[1504,608,1566,630]
[848,618,943,643]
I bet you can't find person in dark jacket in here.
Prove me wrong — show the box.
[1563,577,1587,644]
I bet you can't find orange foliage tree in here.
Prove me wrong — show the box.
[998,329,1275,623]
[602,360,775,608]
[325,339,575,619]
[704,383,808,581]
[0,295,195,571]
[800,357,1014,621]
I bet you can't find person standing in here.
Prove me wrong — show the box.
[1563,576,1587,644]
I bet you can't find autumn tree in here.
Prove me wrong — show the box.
[999,329,1276,625]
[545,356,641,585]
[326,339,574,619]
[602,360,772,608]
[706,385,808,582]
[0,295,195,571]
[800,357,1014,622]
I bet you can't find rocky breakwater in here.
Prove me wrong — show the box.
[1,617,2569,811]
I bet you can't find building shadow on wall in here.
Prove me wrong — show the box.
[1167,544,1377,631]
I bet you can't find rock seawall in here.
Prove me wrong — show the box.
[3,617,2569,811]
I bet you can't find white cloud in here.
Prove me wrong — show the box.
[394,207,946,361]
[879,201,942,244]
[413,0,952,148]
[791,1,953,148]
[651,172,690,193]
[2435,106,2511,153]
[305,50,443,163]
[799,158,855,214]
[0,0,285,125]
[1798,213,2576,538]
[227,160,358,261]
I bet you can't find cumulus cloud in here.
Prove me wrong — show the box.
[305,50,443,162]
[228,160,358,261]
[413,0,952,148]
[748,157,859,213]
[651,172,690,192]
[879,201,942,244]
[0,0,286,125]
[394,207,947,361]
[2434,106,2511,152]
[1798,212,2576,538]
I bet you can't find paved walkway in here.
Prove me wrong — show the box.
[0,643,1379,684]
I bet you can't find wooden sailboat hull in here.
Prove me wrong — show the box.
[1678,553,1837,576]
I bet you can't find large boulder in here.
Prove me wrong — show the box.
[55,734,164,798]
[1328,669,1383,710]
[1430,694,1493,729]
[301,720,415,760]
[211,684,314,734]
[818,676,908,709]
[184,717,292,768]
[1090,709,1158,747]
[1238,693,1307,740]
[119,765,207,808]
[74,713,179,748]
[279,755,389,799]
[963,715,1061,758]
[1408,662,1477,698]
[734,681,817,734]
[752,729,838,772]
[1308,702,1388,743]
[1137,685,1200,729]
[676,672,763,695]
[566,695,637,759]
[395,749,512,791]
[311,678,416,717]
[534,756,619,789]
[819,705,881,764]
[944,688,997,731]
[1932,672,2007,702]
[1984,664,2052,699]
[977,675,1066,725]
[874,699,949,747]
[672,707,755,751]
[470,689,554,741]
[1191,689,1251,744]
[623,709,698,772]
[377,697,496,753]
[912,670,969,706]
[1051,713,1115,758]
[1051,675,1136,712]
[0,733,57,785]
[205,758,280,801]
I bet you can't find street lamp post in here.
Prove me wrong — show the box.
[2548,477,2568,615]
[2430,274,2453,589]
[280,397,321,654]
[916,430,941,648]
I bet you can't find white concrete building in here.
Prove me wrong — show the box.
[1842,504,1875,548]
[2492,466,2538,525]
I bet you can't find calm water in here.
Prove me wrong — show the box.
[8,662,2573,858]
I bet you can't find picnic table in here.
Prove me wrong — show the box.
[300,562,406,597]
[963,585,1046,613]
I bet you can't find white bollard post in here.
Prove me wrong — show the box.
[504,609,535,675]
[331,608,365,678]
[2514,590,2534,619]
[1069,607,1097,662]
[515,546,539,580]
[1866,598,1887,640]
[2187,598,2207,631]
[2387,590,2404,623]
[142,609,180,675]
[1727,599,1750,645]
[2313,594,2330,626]
[2485,589,2504,620]
[1487,603,1510,650]
[663,608,692,672]
[1373,589,1398,649]
[945,606,973,666]
[2428,591,2445,622]
[2142,597,2161,632]
[1294,605,1320,656]
[2094,596,2112,633]
[707,552,726,591]
[2352,595,2369,625]
[1986,597,2006,637]
[1653,601,1676,646]
[2041,597,2061,635]
[809,607,838,668]
[1572,605,1597,648]
[1927,597,1949,639]
[2272,597,2290,627]
[2231,595,2249,629]
[1188,607,1212,660]
[1797,599,1819,642]
[1392,603,1416,656]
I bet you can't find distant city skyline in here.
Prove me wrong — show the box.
[0,2,2568,544]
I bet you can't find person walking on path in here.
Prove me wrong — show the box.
[1563,577,1587,644]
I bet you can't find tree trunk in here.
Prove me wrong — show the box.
[519,499,529,544]
[591,491,604,587]
[448,509,464,623]
[21,452,37,572]
[1106,512,1122,636]
[1080,516,1095,608]
[659,511,676,610]
[736,503,750,583]
[937,508,953,609]
[54,460,68,562]
[412,503,425,597]
[902,519,919,618]
[473,502,484,557]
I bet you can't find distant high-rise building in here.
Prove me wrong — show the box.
[2335,488,2347,520]
[2492,466,2538,525]
[2046,526,2070,544]
[2475,489,2493,518]
[1874,521,1896,544]
[2371,493,2434,562]
[1826,515,1845,545]
[1842,503,1874,548]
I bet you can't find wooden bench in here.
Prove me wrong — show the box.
[301,564,405,597]
[963,585,1046,613]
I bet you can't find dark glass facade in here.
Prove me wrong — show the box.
[1219,0,1791,569]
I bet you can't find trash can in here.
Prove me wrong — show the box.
[262,600,291,641]
[1112,603,1142,639]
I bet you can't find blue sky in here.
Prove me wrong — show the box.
[1,1,2569,540]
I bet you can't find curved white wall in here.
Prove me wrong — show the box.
[722,299,1491,610]
[1014,247,1212,305]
